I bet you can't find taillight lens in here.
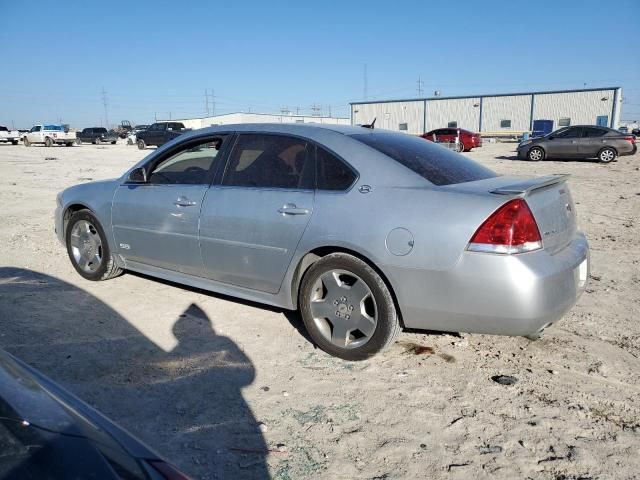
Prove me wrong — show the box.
[624,136,635,144]
[467,198,542,254]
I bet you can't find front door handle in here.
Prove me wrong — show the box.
[278,203,309,215]
[571,140,578,144]
[174,196,197,207]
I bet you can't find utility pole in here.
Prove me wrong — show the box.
[204,89,210,116]
[311,104,322,116]
[417,76,424,97]
[101,87,109,128]
[363,64,368,100]
[211,89,215,116]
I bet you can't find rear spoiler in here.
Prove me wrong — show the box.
[491,174,570,197]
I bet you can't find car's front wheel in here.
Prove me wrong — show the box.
[23,138,30,147]
[44,137,53,147]
[299,253,401,360]
[137,139,146,150]
[66,209,123,281]
[527,146,545,161]
[598,147,616,163]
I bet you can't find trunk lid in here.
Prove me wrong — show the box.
[443,174,577,254]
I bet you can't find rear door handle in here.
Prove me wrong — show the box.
[174,196,197,207]
[278,203,309,215]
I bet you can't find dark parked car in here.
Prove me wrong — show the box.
[136,122,189,149]
[517,125,637,163]
[78,127,118,145]
[0,348,190,479]
[421,128,482,152]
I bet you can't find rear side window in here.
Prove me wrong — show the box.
[223,134,314,189]
[582,127,606,138]
[350,132,496,186]
[316,147,356,191]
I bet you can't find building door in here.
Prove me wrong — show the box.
[596,115,609,127]
[532,120,553,137]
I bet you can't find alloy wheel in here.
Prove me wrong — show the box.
[69,220,103,273]
[308,269,377,349]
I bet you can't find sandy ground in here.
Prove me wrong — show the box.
[0,139,639,480]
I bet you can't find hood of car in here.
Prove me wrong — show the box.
[0,349,159,479]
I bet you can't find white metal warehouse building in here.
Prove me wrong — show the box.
[158,112,350,130]
[350,87,623,136]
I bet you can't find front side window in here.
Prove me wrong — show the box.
[554,127,581,138]
[316,147,356,191]
[558,117,571,127]
[147,136,227,185]
[32,126,41,132]
[351,132,496,186]
[223,134,313,189]
[44,125,63,131]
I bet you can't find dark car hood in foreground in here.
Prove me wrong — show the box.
[0,349,165,479]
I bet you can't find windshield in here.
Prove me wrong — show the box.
[350,132,496,186]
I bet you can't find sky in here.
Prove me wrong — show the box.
[1,0,639,129]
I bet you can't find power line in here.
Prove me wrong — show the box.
[101,87,109,128]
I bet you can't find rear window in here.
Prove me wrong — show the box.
[44,125,63,131]
[350,132,496,186]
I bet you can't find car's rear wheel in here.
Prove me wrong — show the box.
[137,139,146,150]
[299,253,401,360]
[598,147,616,163]
[75,138,82,145]
[66,210,123,281]
[95,137,101,145]
[527,146,545,161]
[44,137,53,147]
[65,142,73,147]
[23,138,30,147]
[111,141,116,145]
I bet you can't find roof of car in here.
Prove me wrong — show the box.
[196,123,373,136]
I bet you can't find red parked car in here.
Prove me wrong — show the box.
[421,128,482,152]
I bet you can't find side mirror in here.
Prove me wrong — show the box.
[128,167,147,183]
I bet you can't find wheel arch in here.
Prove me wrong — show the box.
[290,245,405,328]
[63,203,93,236]
[598,145,618,156]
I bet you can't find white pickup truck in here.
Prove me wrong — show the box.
[22,124,77,147]
[0,125,20,145]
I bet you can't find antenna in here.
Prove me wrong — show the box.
[101,87,109,128]
[361,117,376,129]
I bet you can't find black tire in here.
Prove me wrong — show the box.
[598,147,616,163]
[76,138,82,145]
[11,140,18,145]
[527,146,545,161]
[299,253,401,361]
[456,142,464,153]
[65,209,123,281]
[44,137,53,147]
[23,138,30,147]
[111,141,116,145]
[137,139,146,150]
[65,142,73,147]
[95,137,101,145]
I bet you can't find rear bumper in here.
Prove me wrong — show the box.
[384,232,589,336]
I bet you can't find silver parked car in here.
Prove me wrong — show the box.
[518,125,637,162]
[55,124,589,360]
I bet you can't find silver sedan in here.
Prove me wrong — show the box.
[55,124,589,360]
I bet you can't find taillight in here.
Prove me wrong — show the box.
[467,198,542,254]
[624,136,635,144]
